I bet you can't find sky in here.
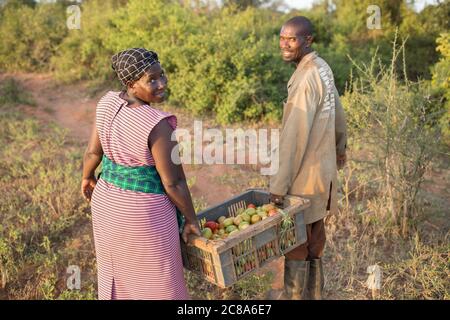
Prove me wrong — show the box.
[26,0,445,12]
[283,0,441,12]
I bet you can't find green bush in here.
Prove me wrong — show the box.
[164,7,289,123]
[51,1,290,123]
[2,0,449,124]
[430,33,450,146]
[0,3,67,72]
[51,0,126,84]
[342,37,442,236]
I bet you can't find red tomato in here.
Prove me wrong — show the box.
[204,221,219,231]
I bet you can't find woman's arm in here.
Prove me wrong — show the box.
[149,118,200,242]
[81,122,103,201]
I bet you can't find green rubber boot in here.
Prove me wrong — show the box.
[284,260,310,300]
[308,258,324,300]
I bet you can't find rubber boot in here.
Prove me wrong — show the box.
[308,258,324,300]
[284,260,310,300]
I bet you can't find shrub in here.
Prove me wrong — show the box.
[342,35,442,236]
[0,3,67,72]
[430,33,450,146]
[52,1,291,124]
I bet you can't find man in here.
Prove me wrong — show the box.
[269,16,347,300]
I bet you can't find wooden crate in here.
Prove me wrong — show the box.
[180,189,310,288]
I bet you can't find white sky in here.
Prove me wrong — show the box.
[32,0,443,12]
[283,0,441,12]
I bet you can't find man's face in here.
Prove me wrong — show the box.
[130,63,167,104]
[279,24,310,63]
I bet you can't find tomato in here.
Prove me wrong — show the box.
[204,221,219,231]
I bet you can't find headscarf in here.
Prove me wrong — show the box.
[111,48,159,86]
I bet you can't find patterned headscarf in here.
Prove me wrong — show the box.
[111,48,159,86]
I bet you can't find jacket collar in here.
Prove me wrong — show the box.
[288,51,318,89]
[297,51,317,71]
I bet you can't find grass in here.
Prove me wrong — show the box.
[322,158,449,300]
[381,233,449,300]
[213,169,269,190]
[185,269,273,300]
[0,78,35,107]
[0,84,96,299]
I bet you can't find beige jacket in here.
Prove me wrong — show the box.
[270,51,347,224]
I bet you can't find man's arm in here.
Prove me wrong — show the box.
[270,70,321,197]
[334,85,347,169]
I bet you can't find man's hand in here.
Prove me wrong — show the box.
[270,193,285,207]
[337,152,346,170]
[181,220,201,243]
[81,177,97,202]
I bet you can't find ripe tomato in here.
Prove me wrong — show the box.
[204,221,219,232]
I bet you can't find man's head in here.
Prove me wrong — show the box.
[112,48,167,104]
[280,16,314,64]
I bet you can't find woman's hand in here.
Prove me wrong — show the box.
[81,177,97,202]
[181,220,201,244]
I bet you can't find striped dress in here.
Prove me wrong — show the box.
[91,91,189,300]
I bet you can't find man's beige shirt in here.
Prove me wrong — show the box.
[270,51,347,224]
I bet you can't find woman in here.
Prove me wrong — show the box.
[81,48,201,300]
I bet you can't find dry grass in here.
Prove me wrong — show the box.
[322,157,449,300]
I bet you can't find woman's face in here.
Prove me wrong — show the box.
[130,63,167,103]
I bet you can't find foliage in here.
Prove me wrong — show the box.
[431,33,450,146]
[0,2,67,71]
[1,0,449,125]
[342,36,442,236]
[51,1,291,123]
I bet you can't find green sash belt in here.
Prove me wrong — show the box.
[99,155,185,233]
